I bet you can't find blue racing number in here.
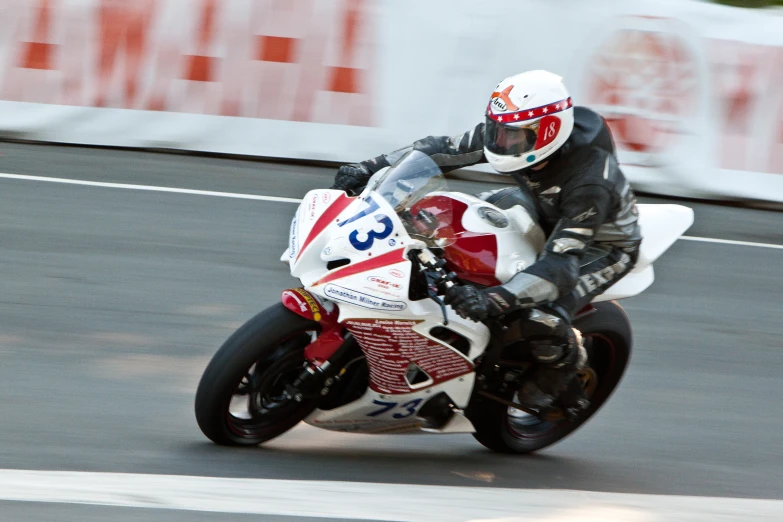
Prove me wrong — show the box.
[393,399,423,419]
[349,215,393,251]
[366,400,396,417]
[339,195,394,251]
[367,399,423,419]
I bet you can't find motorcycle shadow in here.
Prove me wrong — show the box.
[180,437,604,491]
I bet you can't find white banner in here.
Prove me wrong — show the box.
[0,0,782,202]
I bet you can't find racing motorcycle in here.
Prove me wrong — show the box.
[195,150,693,453]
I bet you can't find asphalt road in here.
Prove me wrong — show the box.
[0,142,782,519]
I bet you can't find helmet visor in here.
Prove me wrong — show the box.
[484,118,538,156]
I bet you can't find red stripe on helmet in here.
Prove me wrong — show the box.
[487,97,572,124]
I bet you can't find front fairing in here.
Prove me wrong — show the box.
[285,189,418,297]
[284,152,451,297]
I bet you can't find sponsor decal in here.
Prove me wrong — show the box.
[308,194,318,219]
[283,288,323,321]
[575,253,631,297]
[322,192,331,204]
[324,284,406,311]
[287,291,308,313]
[388,268,405,279]
[300,290,323,321]
[573,207,598,223]
[388,238,396,246]
[288,214,298,259]
[367,276,402,290]
[344,318,474,394]
[490,85,519,113]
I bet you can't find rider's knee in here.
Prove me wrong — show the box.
[523,308,575,363]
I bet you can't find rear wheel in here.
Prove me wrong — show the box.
[195,303,319,446]
[470,301,632,454]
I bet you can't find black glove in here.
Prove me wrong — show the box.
[444,285,518,322]
[331,163,372,194]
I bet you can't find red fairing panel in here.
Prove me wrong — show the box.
[313,248,408,286]
[410,195,501,287]
[281,288,343,366]
[345,319,473,395]
[282,288,335,322]
[297,193,355,261]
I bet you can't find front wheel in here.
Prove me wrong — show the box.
[195,303,319,446]
[469,301,632,454]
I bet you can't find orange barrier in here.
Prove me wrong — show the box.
[0,0,375,125]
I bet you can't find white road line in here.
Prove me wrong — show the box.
[0,172,301,204]
[0,469,781,522]
[680,235,783,250]
[2,172,782,252]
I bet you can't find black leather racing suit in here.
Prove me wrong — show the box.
[356,106,643,319]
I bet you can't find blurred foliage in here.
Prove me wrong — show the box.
[712,0,783,7]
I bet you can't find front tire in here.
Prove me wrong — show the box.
[470,301,632,454]
[195,303,319,446]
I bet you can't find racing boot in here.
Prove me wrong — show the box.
[517,309,589,419]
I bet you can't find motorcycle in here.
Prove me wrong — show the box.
[195,150,693,453]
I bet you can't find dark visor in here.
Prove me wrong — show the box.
[484,118,538,156]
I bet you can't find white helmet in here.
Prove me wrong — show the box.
[483,70,575,173]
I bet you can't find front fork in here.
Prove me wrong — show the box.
[280,288,355,403]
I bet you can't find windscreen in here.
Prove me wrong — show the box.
[365,151,456,247]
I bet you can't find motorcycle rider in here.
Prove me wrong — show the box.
[331,70,642,416]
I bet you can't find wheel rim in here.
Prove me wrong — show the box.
[505,333,612,441]
[225,334,314,439]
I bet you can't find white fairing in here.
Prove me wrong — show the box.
[281,181,692,435]
[594,204,694,302]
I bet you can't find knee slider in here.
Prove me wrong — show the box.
[525,309,570,338]
[524,309,575,364]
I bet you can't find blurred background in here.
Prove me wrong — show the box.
[1,0,783,202]
[0,0,781,521]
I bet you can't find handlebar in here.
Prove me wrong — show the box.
[415,248,458,325]
[416,249,457,289]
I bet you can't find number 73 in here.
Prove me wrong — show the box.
[366,399,423,419]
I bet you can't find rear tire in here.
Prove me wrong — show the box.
[470,301,632,454]
[195,303,319,446]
